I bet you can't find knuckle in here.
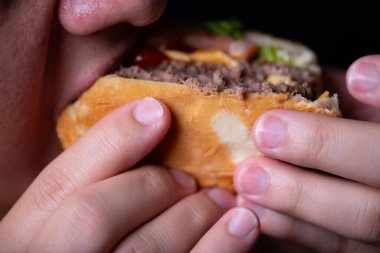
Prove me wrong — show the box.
[355,198,380,243]
[121,233,166,253]
[285,218,301,242]
[299,122,331,168]
[335,237,349,253]
[119,242,140,253]
[284,180,307,215]
[87,124,134,164]
[67,189,111,235]
[134,167,174,196]
[183,195,220,227]
[368,141,380,187]
[90,112,151,159]
[34,169,76,214]
[91,127,125,156]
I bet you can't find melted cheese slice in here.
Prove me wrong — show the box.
[164,50,238,67]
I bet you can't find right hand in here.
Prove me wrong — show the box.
[0,97,259,252]
[235,56,380,253]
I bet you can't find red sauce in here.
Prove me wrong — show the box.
[129,48,170,68]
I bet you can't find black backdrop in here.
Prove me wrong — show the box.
[163,0,380,68]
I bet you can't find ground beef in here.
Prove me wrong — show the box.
[116,59,320,100]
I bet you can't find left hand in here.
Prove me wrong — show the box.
[0,98,260,253]
[234,55,380,252]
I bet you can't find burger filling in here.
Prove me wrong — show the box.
[116,57,319,100]
[116,21,321,100]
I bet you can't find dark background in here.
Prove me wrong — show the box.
[163,0,380,69]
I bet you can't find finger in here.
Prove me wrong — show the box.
[192,207,259,253]
[234,156,380,244]
[237,196,344,252]
[323,68,380,122]
[238,197,380,253]
[347,55,380,108]
[30,166,196,252]
[114,188,235,253]
[252,109,380,186]
[0,98,170,251]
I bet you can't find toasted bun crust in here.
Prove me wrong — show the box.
[57,75,340,191]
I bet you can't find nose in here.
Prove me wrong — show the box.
[59,0,167,35]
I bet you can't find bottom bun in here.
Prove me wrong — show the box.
[57,75,340,191]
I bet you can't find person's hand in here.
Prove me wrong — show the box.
[0,98,259,253]
[234,55,380,252]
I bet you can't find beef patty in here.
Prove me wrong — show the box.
[116,59,320,100]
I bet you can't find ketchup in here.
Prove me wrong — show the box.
[129,48,170,68]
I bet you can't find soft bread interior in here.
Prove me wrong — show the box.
[57,75,339,191]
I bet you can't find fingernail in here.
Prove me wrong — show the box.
[255,115,286,149]
[348,61,380,92]
[207,188,235,210]
[133,97,164,126]
[237,165,269,195]
[228,207,258,238]
[169,169,196,190]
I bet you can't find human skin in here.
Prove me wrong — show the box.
[235,57,380,252]
[0,1,259,252]
[2,1,379,252]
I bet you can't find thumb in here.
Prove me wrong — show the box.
[347,55,380,107]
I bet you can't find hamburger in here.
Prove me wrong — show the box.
[57,20,340,191]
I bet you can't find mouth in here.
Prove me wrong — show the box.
[53,28,139,120]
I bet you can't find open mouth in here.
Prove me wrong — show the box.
[58,21,324,120]
[56,22,341,190]
[53,27,139,120]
